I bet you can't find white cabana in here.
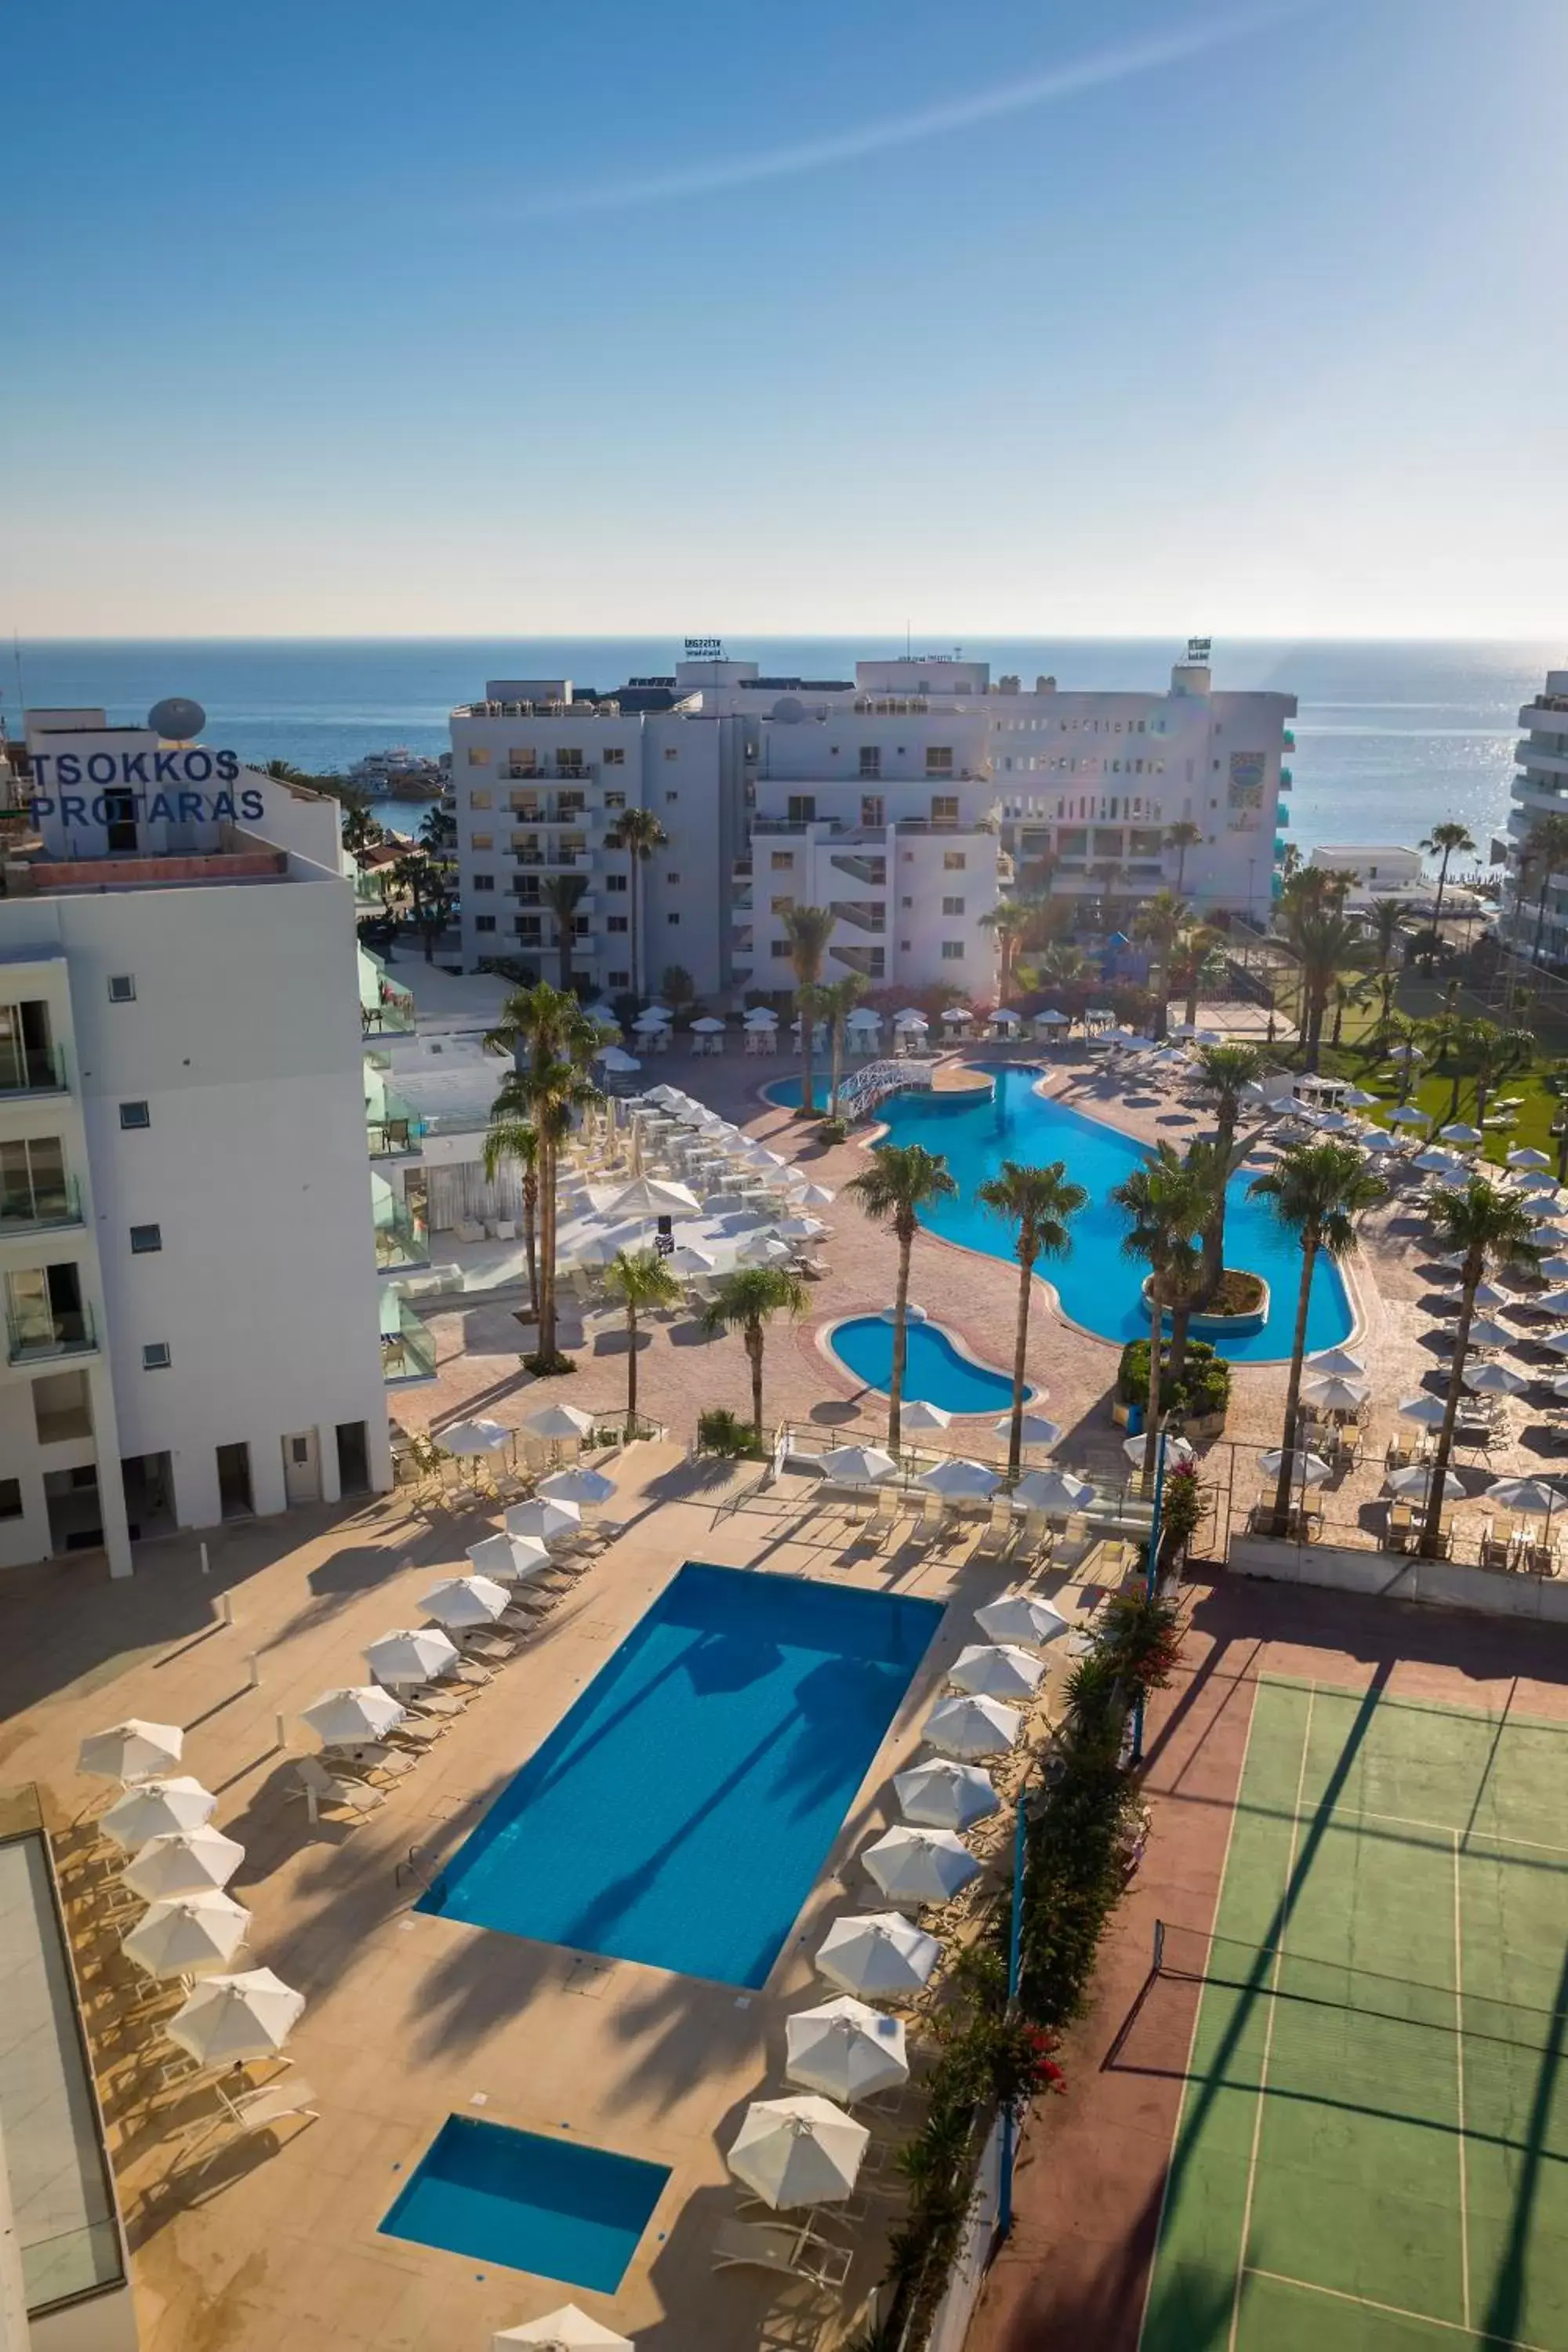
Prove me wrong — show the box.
[123,1889,250,1980]
[948,1643,1046,1701]
[168,1969,307,2067]
[862,1825,980,1905]
[122,1826,245,1902]
[785,1997,909,2103]
[815,1911,941,1999]
[892,1757,998,1831]
[974,1592,1071,1648]
[419,1575,510,1630]
[362,1628,460,1686]
[79,1719,183,1784]
[101,1778,217,1852]
[727,2095,868,2211]
[301,1686,407,1747]
[924,1693,1021,1759]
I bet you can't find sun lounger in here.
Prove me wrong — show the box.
[324,1743,416,1780]
[710,2218,851,2290]
[290,1758,385,1820]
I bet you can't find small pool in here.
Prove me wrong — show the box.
[419,1563,941,1985]
[380,2115,668,2292]
[828,1314,1029,1415]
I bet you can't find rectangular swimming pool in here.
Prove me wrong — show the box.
[419,1562,942,1985]
[380,2115,668,2292]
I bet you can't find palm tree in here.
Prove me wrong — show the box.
[1022,940,1091,989]
[605,807,669,997]
[1090,859,1124,931]
[484,982,601,1370]
[1277,901,1373,1069]
[1248,1142,1387,1535]
[980,898,1034,1003]
[1523,814,1568,967]
[1112,1145,1212,1482]
[1191,1042,1266,1303]
[1364,898,1406,1038]
[1419,1179,1541,1558]
[1174,923,1224,1030]
[976,1160,1087,1475]
[702,1266,808,1443]
[1542,1058,1568,1184]
[782,905,838,1116]
[817,974,868,1116]
[481,1083,541,1312]
[540,872,588,994]
[1132,890,1192,1040]
[845,1144,959,1450]
[341,801,384,858]
[603,1247,681,1428]
[1164,818,1204,895]
[1421,821,1476,932]
[419,803,458,861]
[1468,1022,1533,1130]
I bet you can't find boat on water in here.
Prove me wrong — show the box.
[349,746,446,800]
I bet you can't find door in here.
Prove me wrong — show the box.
[281,1430,321,1507]
[216,1441,253,1520]
[336,1420,370,1496]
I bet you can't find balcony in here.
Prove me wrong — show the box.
[1283,729,1296,752]
[830,851,887,887]
[359,950,415,1037]
[732,890,753,915]
[0,1177,84,1237]
[1516,739,1568,775]
[7,1299,96,1365]
[502,764,595,783]
[830,901,887,935]
[504,793,596,822]
[1276,808,1289,828]
[831,942,885,979]
[373,1197,430,1273]
[0,1043,68,1099]
[1279,767,1292,791]
[510,849,594,872]
[382,1299,437,1385]
[366,1090,426,1158]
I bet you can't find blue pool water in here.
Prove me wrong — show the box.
[766,1066,1352,1363]
[419,1563,942,1985]
[380,2115,668,2291]
[828,1314,1029,1414]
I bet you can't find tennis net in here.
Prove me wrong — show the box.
[1153,1918,1568,2060]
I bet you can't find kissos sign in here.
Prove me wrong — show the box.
[27,748,264,829]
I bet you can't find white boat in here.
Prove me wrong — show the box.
[349,747,446,800]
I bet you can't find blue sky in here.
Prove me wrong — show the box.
[5,0,1566,637]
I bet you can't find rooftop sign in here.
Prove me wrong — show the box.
[683,637,724,660]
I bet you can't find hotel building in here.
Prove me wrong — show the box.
[0,709,393,1580]
[1506,666,1568,962]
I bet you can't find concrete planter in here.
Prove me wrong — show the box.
[1141,1273,1270,1339]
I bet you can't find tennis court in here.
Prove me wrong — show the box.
[1139,1675,1568,2350]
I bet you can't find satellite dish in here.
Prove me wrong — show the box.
[771,695,804,724]
[147,695,206,742]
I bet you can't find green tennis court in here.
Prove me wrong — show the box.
[1140,1676,1568,2350]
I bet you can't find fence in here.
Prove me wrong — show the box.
[837,1054,937,1118]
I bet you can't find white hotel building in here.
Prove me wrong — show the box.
[448,648,1295,1000]
[1507,666,1568,962]
[0,709,393,1581]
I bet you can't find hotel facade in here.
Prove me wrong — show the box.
[1507,666,1568,962]
[0,710,393,1580]
[448,648,1296,1000]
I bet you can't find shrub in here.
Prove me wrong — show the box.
[696,1406,764,1459]
[1117,1335,1230,1421]
[815,1116,849,1144]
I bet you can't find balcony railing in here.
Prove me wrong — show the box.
[382,1302,437,1384]
[366,1093,426,1157]
[7,1301,96,1364]
[0,1043,68,1098]
[503,764,594,782]
[373,1199,430,1272]
[0,1176,84,1236]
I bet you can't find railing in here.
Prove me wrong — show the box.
[0,1176,84,1235]
[837,1057,935,1116]
[0,1041,68,1097]
[373,1200,430,1271]
[382,1303,437,1384]
[6,1301,96,1364]
[773,1420,1156,1531]
[367,1092,426,1156]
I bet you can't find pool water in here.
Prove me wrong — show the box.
[419,1563,942,1986]
[828,1315,1028,1414]
[768,1065,1352,1363]
[380,2115,668,2292]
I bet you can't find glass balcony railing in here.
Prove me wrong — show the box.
[0,1176,84,1236]
[373,1199,430,1272]
[0,1042,68,1097]
[366,1090,426,1156]
[381,1301,436,1384]
[6,1300,96,1363]
[1279,766,1292,790]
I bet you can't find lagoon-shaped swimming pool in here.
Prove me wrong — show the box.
[827,1314,1027,1414]
[766,1066,1352,1363]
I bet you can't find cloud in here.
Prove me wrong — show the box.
[500,9,1294,221]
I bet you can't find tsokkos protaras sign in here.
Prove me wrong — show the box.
[27,748,264,829]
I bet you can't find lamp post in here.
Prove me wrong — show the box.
[1131,1425,1168,1766]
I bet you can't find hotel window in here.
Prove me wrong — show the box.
[466,747,491,765]
[129,1223,162,1254]
[469,789,492,809]
[942,850,967,872]
[902,895,913,909]
[666,871,681,884]
[786,796,816,823]
[861,794,884,828]
[942,895,965,916]
[142,1342,171,1370]
[770,895,795,915]
[931,796,960,824]
[665,790,679,804]
[0,1479,20,1520]
[604,747,626,767]
[606,873,627,892]
[108,975,136,1003]
[859,747,882,778]
[604,789,626,809]
[771,939,789,959]
[607,914,629,934]
[941,941,964,961]
[609,967,630,989]
[557,750,584,771]
[667,912,680,924]
[473,873,495,891]
[770,851,795,871]
[507,750,538,775]
[474,915,496,933]
[663,746,679,761]
[120,1101,151,1129]
[925,747,954,775]
[470,832,493,850]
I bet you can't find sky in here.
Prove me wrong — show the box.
[5,0,1568,639]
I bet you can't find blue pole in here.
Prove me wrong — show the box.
[998,1763,1029,2238]
[1131,1428,1168,1766]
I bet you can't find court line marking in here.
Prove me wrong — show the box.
[1134,1647,1265,2350]
[1229,1682,1314,2352]
[1454,1828,1471,2332]
[1247,2266,1548,2350]
[1341,1806,1568,1861]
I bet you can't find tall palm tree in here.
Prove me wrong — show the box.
[976,1160,1087,1475]
[1112,1144,1214,1482]
[1277,901,1373,1069]
[1248,1142,1387,1535]
[702,1266,808,1442]
[845,1144,958,1450]
[1022,940,1091,989]
[484,982,601,1371]
[1174,923,1224,1030]
[1364,898,1406,1039]
[1131,890,1192,1040]
[1468,1022,1534,1130]
[980,899,1034,1004]
[1421,820,1476,932]
[1163,818,1204,895]
[341,801,383,857]
[603,1247,681,1428]
[539,872,588,994]
[481,1082,541,1313]
[817,974,868,1116]
[1191,1042,1266,1302]
[605,807,669,997]
[1523,813,1568,967]
[1090,859,1125,932]
[782,905,838,1116]
[1419,1179,1541,1558]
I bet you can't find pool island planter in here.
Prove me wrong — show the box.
[1140,1270,1271,1339]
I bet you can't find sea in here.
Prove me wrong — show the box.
[6,637,1559,859]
